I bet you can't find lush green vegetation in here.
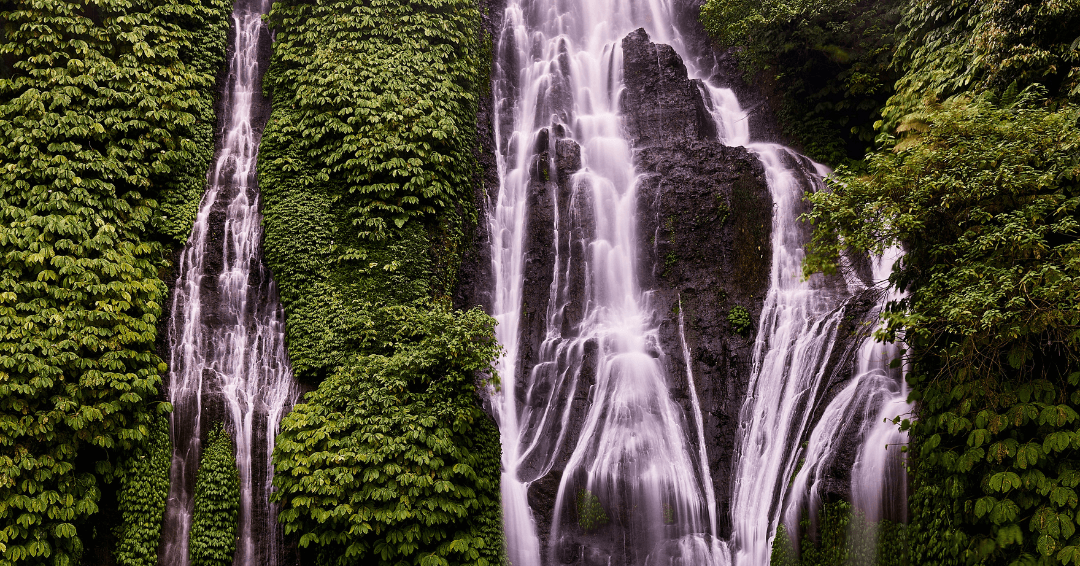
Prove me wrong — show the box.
[259,0,503,564]
[273,303,502,566]
[188,425,240,566]
[114,414,172,566]
[704,0,1080,564]
[810,85,1080,566]
[0,0,228,562]
[700,0,903,164]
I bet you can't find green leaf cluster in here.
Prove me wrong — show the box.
[259,0,486,382]
[883,0,1080,133]
[0,0,229,562]
[575,490,609,533]
[729,305,753,335]
[272,301,502,566]
[188,424,239,566]
[261,0,483,241]
[258,1,504,563]
[114,413,171,566]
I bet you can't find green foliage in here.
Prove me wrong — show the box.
[729,305,753,335]
[0,0,228,562]
[771,501,908,566]
[262,0,482,240]
[575,490,610,533]
[188,424,239,566]
[114,414,172,566]
[260,0,484,382]
[806,89,1080,565]
[272,301,501,566]
[700,0,901,164]
[883,0,1080,133]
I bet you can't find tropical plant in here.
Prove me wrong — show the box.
[188,424,240,566]
[272,301,502,566]
[0,0,228,562]
[806,90,1080,565]
[114,414,172,566]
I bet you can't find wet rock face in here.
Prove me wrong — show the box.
[620,29,718,146]
[620,27,772,539]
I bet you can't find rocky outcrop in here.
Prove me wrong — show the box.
[621,28,772,539]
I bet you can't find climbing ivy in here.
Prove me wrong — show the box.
[259,4,504,562]
[188,424,240,566]
[272,301,502,566]
[0,0,229,563]
[114,413,172,566]
[262,0,482,240]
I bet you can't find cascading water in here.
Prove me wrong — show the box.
[488,1,725,564]
[489,1,908,564]
[161,0,298,564]
[781,248,910,542]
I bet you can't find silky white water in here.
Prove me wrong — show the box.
[778,249,910,560]
[488,1,725,564]
[161,1,298,564]
[489,1,907,564]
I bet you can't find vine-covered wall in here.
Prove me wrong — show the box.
[114,414,172,566]
[0,0,229,563]
[188,425,240,566]
[258,0,504,564]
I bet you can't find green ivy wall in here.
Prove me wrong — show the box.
[0,0,229,563]
[257,0,504,564]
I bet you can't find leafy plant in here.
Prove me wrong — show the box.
[114,414,172,566]
[188,424,240,566]
[0,0,229,562]
[576,490,610,533]
[272,301,502,566]
[805,90,1080,565]
[729,305,753,335]
[700,0,902,164]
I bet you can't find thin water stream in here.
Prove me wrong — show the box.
[161,0,298,564]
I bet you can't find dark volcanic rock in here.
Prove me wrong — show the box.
[620,28,772,539]
[620,29,717,146]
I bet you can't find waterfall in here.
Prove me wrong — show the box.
[160,0,299,564]
[781,248,910,542]
[488,1,725,564]
[488,1,908,564]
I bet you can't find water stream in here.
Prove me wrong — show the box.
[488,1,723,564]
[487,0,908,564]
[160,0,298,564]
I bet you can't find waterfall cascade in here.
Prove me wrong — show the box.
[488,1,725,565]
[160,0,299,564]
[488,1,908,564]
